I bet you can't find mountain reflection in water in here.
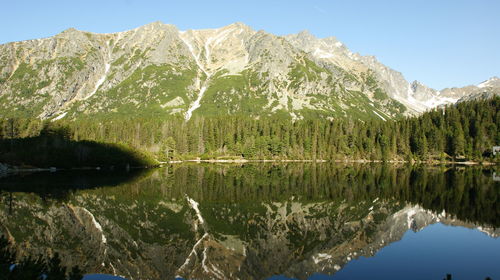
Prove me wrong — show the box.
[0,163,498,280]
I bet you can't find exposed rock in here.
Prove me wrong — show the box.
[0,22,498,121]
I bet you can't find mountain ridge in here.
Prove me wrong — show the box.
[0,21,498,121]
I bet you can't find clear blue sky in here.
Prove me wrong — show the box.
[1,0,499,90]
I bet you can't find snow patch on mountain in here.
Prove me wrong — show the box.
[478,76,500,88]
[420,94,459,108]
[52,112,67,121]
[373,111,387,121]
[313,47,334,59]
[185,85,208,120]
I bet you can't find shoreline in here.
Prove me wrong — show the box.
[1,159,497,174]
[159,158,497,166]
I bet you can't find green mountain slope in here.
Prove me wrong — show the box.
[0,22,408,121]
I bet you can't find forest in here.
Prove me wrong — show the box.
[0,97,498,165]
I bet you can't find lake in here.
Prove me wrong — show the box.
[0,163,499,280]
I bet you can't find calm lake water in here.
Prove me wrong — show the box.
[0,163,499,280]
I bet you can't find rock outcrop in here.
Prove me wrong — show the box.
[4,22,496,121]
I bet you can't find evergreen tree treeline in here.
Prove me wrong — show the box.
[0,123,155,168]
[1,97,499,162]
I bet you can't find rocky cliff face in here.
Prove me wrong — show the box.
[451,77,500,103]
[1,22,498,120]
[285,33,500,114]
[6,22,490,121]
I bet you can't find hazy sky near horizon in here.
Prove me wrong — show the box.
[1,0,499,90]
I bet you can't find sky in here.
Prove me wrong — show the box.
[1,0,499,90]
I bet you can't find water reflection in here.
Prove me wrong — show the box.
[0,163,498,280]
[329,223,500,280]
[0,168,150,200]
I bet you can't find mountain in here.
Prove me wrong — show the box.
[284,32,500,111]
[0,22,498,121]
[455,77,500,102]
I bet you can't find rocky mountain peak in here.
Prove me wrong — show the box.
[411,80,422,89]
[226,22,252,31]
[56,27,86,40]
[478,76,500,88]
[296,30,315,40]
[0,21,497,121]
[411,80,432,93]
[133,20,178,34]
[138,20,170,29]
[60,27,80,34]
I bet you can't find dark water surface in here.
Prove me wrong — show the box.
[0,163,498,280]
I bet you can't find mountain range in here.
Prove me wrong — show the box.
[0,21,499,121]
